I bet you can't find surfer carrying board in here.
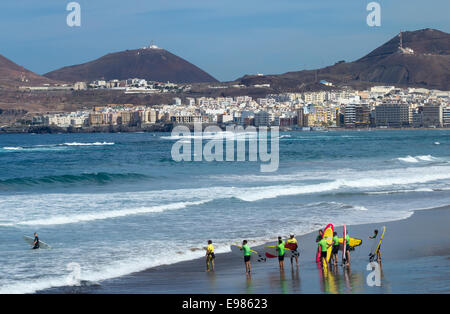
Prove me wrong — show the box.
[32,232,40,250]
[317,236,331,267]
[241,240,252,276]
[276,237,285,271]
[315,229,323,263]
[344,230,351,266]
[369,229,382,262]
[286,233,299,266]
[316,230,323,243]
[331,232,339,266]
[205,240,215,272]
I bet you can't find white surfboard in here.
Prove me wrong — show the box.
[24,236,51,250]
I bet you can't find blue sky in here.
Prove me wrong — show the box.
[0,0,449,81]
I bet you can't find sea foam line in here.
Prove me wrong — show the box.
[1,200,210,226]
[235,167,450,201]
[397,155,438,163]
[2,142,115,151]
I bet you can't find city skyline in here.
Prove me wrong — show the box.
[0,0,449,81]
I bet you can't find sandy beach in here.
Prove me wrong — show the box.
[43,206,450,294]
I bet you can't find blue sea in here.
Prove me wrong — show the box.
[0,129,449,293]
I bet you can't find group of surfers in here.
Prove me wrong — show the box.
[205,228,382,275]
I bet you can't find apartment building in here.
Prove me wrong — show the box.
[422,104,443,128]
[375,103,411,128]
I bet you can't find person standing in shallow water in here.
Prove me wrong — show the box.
[276,236,285,271]
[345,230,351,266]
[32,232,40,250]
[315,229,323,262]
[369,229,382,263]
[286,233,299,266]
[318,236,330,267]
[241,240,252,276]
[331,232,339,266]
[205,240,215,272]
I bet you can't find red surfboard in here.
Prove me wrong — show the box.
[285,242,298,251]
[265,242,296,259]
[342,225,347,264]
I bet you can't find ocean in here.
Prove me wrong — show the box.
[0,129,449,293]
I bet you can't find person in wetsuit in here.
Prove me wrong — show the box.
[32,232,40,250]
[205,240,215,272]
[369,229,382,262]
[276,236,286,271]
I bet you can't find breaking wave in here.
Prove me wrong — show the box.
[0,172,148,187]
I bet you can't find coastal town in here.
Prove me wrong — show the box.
[8,83,449,133]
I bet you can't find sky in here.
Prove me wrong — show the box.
[0,0,449,82]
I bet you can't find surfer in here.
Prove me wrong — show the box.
[287,233,299,266]
[369,229,382,262]
[369,229,379,239]
[316,229,323,243]
[331,232,339,265]
[318,236,331,266]
[276,237,285,271]
[241,240,252,276]
[32,232,40,250]
[205,240,215,272]
[315,229,324,263]
[345,230,351,266]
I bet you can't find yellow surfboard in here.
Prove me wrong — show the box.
[369,226,386,262]
[231,244,259,254]
[338,237,362,248]
[375,227,386,254]
[324,226,333,263]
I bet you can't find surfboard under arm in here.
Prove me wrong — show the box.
[23,236,51,250]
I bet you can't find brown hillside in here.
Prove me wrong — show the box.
[237,28,450,91]
[44,48,218,84]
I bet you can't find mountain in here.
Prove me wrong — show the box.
[44,47,218,84]
[0,54,54,88]
[237,28,450,91]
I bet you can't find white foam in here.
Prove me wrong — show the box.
[62,142,115,146]
[236,166,450,202]
[352,205,369,211]
[397,155,438,163]
[416,155,435,161]
[397,155,420,163]
[161,131,258,141]
[367,188,435,195]
[0,247,206,294]
[1,165,450,226]
[1,142,114,151]
[6,200,209,226]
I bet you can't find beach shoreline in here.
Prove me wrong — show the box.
[1,124,449,135]
[41,205,450,294]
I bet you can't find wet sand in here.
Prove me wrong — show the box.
[44,206,450,294]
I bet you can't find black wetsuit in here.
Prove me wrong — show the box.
[33,236,40,249]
